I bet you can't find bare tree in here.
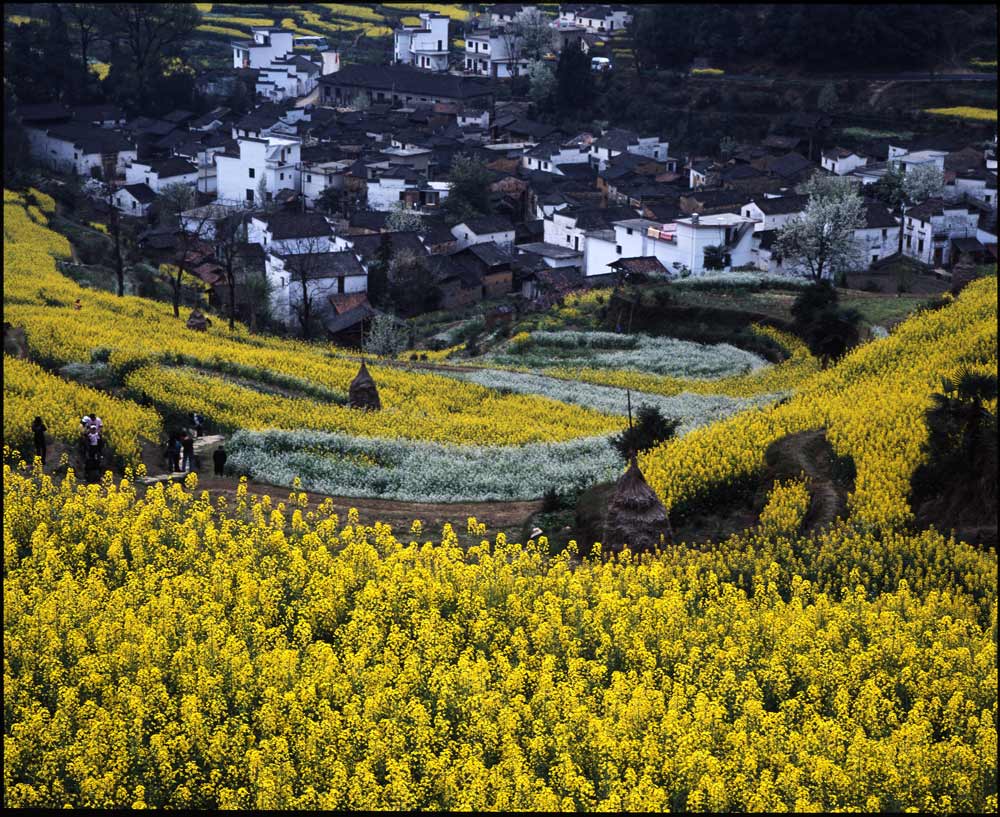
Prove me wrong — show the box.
[104,182,127,296]
[66,3,104,70]
[159,183,201,318]
[214,208,252,331]
[286,235,331,340]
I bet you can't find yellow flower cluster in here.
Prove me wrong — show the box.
[281,17,323,37]
[398,343,465,362]
[545,325,820,398]
[89,222,109,235]
[4,465,996,810]
[197,24,250,39]
[382,3,472,21]
[640,277,998,531]
[205,15,276,28]
[319,3,385,22]
[27,187,56,213]
[4,356,161,465]
[758,479,811,538]
[125,364,617,445]
[3,194,620,446]
[924,107,996,122]
[692,67,725,75]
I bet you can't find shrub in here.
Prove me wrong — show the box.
[610,404,680,459]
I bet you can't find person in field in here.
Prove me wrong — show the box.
[180,434,195,473]
[213,446,227,477]
[32,416,47,465]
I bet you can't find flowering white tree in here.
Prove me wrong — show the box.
[385,202,425,234]
[903,163,945,203]
[776,175,866,282]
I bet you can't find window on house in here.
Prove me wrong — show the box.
[266,192,273,202]
[246,189,254,201]
[881,228,887,239]
[566,235,571,243]
[626,227,633,235]
[616,245,622,254]
[307,174,312,182]
[918,239,924,253]
[280,172,284,180]
[74,152,78,160]
[249,167,255,178]
[438,40,442,51]
[872,254,879,263]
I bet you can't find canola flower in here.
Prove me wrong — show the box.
[640,276,998,532]
[924,107,997,122]
[758,479,811,538]
[3,462,996,811]
[4,356,161,465]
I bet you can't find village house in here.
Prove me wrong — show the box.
[522,139,591,173]
[319,65,495,110]
[125,157,198,194]
[889,146,948,175]
[611,212,758,276]
[232,28,294,70]
[248,212,335,255]
[215,133,301,205]
[821,147,868,176]
[489,4,541,24]
[944,169,997,211]
[560,5,633,33]
[366,167,451,212]
[256,54,323,102]
[266,250,368,329]
[25,122,136,179]
[394,13,450,72]
[740,195,808,233]
[588,130,674,172]
[902,199,980,267]
[452,215,517,251]
[112,183,157,218]
[464,26,531,78]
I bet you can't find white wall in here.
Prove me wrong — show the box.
[741,203,804,233]
[451,224,515,250]
[544,213,586,252]
[822,153,867,175]
[583,234,618,277]
[855,225,900,265]
[266,252,366,329]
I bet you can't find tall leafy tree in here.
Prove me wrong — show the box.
[442,155,494,226]
[99,4,199,111]
[554,42,592,115]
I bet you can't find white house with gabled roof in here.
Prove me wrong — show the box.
[394,13,450,71]
[215,134,301,206]
[232,28,294,69]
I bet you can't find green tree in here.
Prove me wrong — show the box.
[555,41,593,115]
[817,82,839,112]
[703,245,727,271]
[442,155,494,226]
[388,250,439,317]
[365,233,393,308]
[527,59,556,109]
[610,404,680,459]
[100,4,199,111]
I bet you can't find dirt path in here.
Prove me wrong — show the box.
[762,428,849,532]
[136,435,540,536]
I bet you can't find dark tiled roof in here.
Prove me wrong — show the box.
[502,118,560,140]
[685,188,746,207]
[594,128,639,151]
[750,194,808,215]
[763,152,815,179]
[320,65,495,101]
[163,109,195,124]
[262,212,332,240]
[150,157,197,178]
[609,256,668,275]
[468,241,513,267]
[905,198,974,222]
[47,123,135,154]
[325,302,377,334]
[189,107,232,129]
[823,146,862,160]
[17,103,71,123]
[122,183,157,204]
[861,201,899,230]
[70,104,126,123]
[281,251,365,280]
[461,215,515,234]
[350,231,427,260]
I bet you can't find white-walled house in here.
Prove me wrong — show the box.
[740,195,808,233]
[266,250,367,329]
[125,157,198,194]
[452,216,516,251]
[464,28,530,78]
[256,55,322,102]
[301,158,353,210]
[248,212,335,256]
[562,5,632,33]
[26,123,136,178]
[490,4,541,25]
[890,148,947,176]
[232,28,295,69]
[113,183,156,217]
[394,13,450,71]
[944,169,997,210]
[366,168,450,212]
[821,147,868,176]
[522,140,590,173]
[856,201,901,266]
[901,198,979,267]
[589,130,672,171]
[609,213,758,276]
[215,135,301,205]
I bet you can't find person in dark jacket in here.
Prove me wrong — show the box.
[180,434,195,473]
[191,412,204,438]
[32,416,47,465]
[213,446,228,477]
[166,434,180,473]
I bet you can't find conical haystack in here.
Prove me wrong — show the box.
[603,456,672,555]
[186,309,211,331]
[349,360,381,411]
